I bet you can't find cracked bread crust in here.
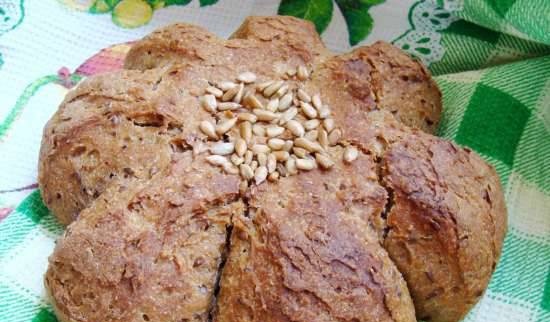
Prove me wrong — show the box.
[45,152,244,322]
[215,149,415,322]
[381,133,507,322]
[40,15,506,322]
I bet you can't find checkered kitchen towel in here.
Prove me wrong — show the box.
[0,1,548,321]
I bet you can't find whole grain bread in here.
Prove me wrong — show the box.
[40,16,506,322]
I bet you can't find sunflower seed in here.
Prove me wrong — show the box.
[283,140,294,151]
[318,129,328,149]
[266,125,285,138]
[300,101,317,119]
[296,158,316,170]
[318,105,330,119]
[240,121,252,143]
[205,86,223,98]
[286,67,296,77]
[304,119,320,131]
[257,80,274,91]
[275,84,289,97]
[238,71,257,83]
[237,112,257,123]
[232,83,245,103]
[254,166,268,185]
[211,142,235,155]
[200,94,217,113]
[222,83,241,101]
[343,146,359,163]
[231,153,244,166]
[315,153,334,169]
[328,129,342,145]
[305,130,318,141]
[263,80,284,97]
[252,144,270,154]
[279,107,298,124]
[285,120,304,137]
[218,102,240,111]
[273,150,290,162]
[253,109,278,121]
[244,150,253,165]
[266,98,279,112]
[286,157,298,175]
[206,155,228,167]
[235,139,247,157]
[223,162,240,174]
[297,65,309,80]
[293,147,308,158]
[267,153,277,173]
[250,160,258,171]
[268,138,285,150]
[243,93,264,109]
[277,163,287,176]
[252,124,266,136]
[216,118,237,135]
[312,94,322,110]
[278,93,293,111]
[199,120,218,139]
[268,171,279,181]
[294,137,323,153]
[323,118,335,133]
[297,89,311,102]
[257,153,267,166]
[218,81,237,91]
[240,164,254,180]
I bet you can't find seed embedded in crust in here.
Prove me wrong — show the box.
[244,150,253,165]
[273,150,290,162]
[250,160,258,171]
[252,124,266,137]
[222,83,241,101]
[200,94,217,113]
[268,171,279,182]
[300,101,317,119]
[286,157,298,175]
[315,153,334,169]
[275,84,289,97]
[216,118,238,135]
[266,98,279,112]
[253,109,279,122]
[235,139,247,157]
[206,155,228,167]
[240,164,254,180]
[251,144,270,154]
[219,81,237,92]
[263,80,284,97]
[294,137,323,153]
[254,166,268,185]
[328,128,342,145]
[206,86,223,98]
[343,146,359,163]
[267,153,277,173]
[286,67,296,77]
[312,94,322,110]
[304,119,320,131]
[323,118,335,133]
[318,106,330,119]
[285,120,304,137]
[283,140,294,152]
[231,153,244,166]
[199,120,218,139]
[278,93,293,111]
[318,129,328,149]
[266,125,284,138]
[237,112,257,123]
[296,158,316,170]
[268,138,285,150]
[279,107,298,125]
[257,152,267,167]
[239,180,248,194]
[238,71,257,83]
[210,142,235,155]
[277,162,288,177]
[297,88,311,102]
[218,102,241,111]
[257,80,274,92]
[223,162,239,174]
[243,93,264,109]
[240,121,252,143]
[304,130,318,142]
[293,147,308,158]
[297,65,309,80]
[232,83,245,103]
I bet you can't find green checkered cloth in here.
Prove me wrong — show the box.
[0,1,548,321]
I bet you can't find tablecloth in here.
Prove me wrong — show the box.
[0,1,548,321]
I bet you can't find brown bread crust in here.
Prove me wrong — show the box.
[40,16,506,322]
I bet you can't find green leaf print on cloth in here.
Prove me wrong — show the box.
[61,0,219,28]
[278,0,385,46]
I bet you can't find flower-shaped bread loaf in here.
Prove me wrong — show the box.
[39,16,507,322]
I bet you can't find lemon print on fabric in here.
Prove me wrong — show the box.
[60,0,219,28]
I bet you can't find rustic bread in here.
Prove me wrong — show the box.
[40,16,506,322]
